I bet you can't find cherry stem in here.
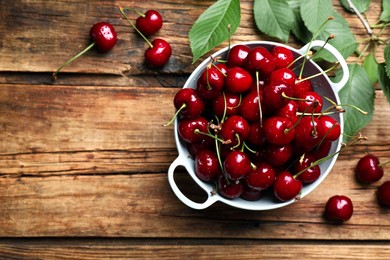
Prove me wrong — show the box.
[243,142,257,154]
[194,129,227,144]
[379,160,390,168]
[256,71,263,127]
[52,42,95,81]
[346,0,373,36]
[232,133,241,150]
[164,103,186,126]
[119,6,153,48]
[122,7,145,18]
[295,61,340,84]
[215,139,224,173]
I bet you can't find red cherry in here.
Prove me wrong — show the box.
[325,195,353,221]
[276,100,299,124]
[296,91,323,113]
[136,10,163,36]
[355,154,384,184]
[377,181,390,206]
[239,90,263,122]
[271,46,295,69]
[227,44,251,68]
[226,67,253,93]
[52,22,118,80]
[195,149,221,182]
[292,154,321,184]
[273,171,302,202]
[318,115,341,142]
[246,162,275,190]
[223,150,251,180]
[294,116,324,150]
[268,68,297,87]
[263,116,295,146]
[220,115,250,147]
[264,143,292,167]
[145,38,172,68]
[212,92,241,117]
[90,22,118,52]
[173,88,204,119]
[186,138,214,158]
[262,82,295,113]
[217,175,244,199]
[178,117,209,144]
[310,141,332,160]
[196,65,226,100]
[246,46,276,76]
[246,122,265,147]
[294,78,314,96]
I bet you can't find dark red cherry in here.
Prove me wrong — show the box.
[294,78,313,96]
[297,91,323,113]
[292,154,321,184]
[145,38,172,68]
[318,115,341,142]
[246,46,276,76]
[212,92,241,117]
[220,115,250,147]
[239,90,263,122]
[136,10,163,36]
[178,117,209,144]
[268,68,297,87]
[273,171,302,202]
[90,22,118,52]
[263,116,295,146]
[187,138,214,158]
[173,88,204,119]
[272,46,295,69]
[310,141,332,160]
[355,154,384,184]
[262,82,295,113]
[294,116,324,150]
[377,181,390,206]
[246,162,275,190]
[226,67,253,93]
[240,184,263,201]
[227,44,251,68]
[277,100,299,124]
[217,175,244,199]
[195,149,221,182]
[196,65,226,100]
[325,195,353,221]
[246,122,266,147]
[223,150,251,180]
[264,143,292,167]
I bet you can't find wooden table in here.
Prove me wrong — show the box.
[1,0,389,258]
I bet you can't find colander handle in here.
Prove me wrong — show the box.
[168,156,218,210]
[298,40,349,93]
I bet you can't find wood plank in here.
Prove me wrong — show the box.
[1,239,390,259]
[0,0,387,79]
[0,84,389,176]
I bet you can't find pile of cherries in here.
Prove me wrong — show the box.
[170,43,343,204]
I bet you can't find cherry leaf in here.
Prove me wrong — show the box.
[189,0,241,63]
[314,11,358,62]
[380,0,390,22]
[253,0,294,42]
[286,0,312,43]
[384,45,390,79]
[378,63,390,105]
[363,53,379,84]
[340,0,371,13]
[336,64,374,143]
[300,0,333,34]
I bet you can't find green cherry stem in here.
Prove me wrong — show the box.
[164,103,186,127]
[52,42,95,81]
[119,6,153,48]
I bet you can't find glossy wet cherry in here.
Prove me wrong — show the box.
[136,9,163,36]
[223,150,251,181]
[273,171,302,202]
[355,154,384,184]
[195,149,221,182]
[325,195,353,221]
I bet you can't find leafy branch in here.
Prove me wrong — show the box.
[189,0,390,142]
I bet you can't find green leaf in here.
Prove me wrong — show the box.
[287,0,312,43]
[384,45,390,79]
[189,0,241,63]
[378,63,390,105]
[314,11,359,62]
[340,0,370,13]
[336,64,375,143]
[380,0,390,22]
[253,0,294,42]
[300,0,333,34]
[363,53,378,84]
